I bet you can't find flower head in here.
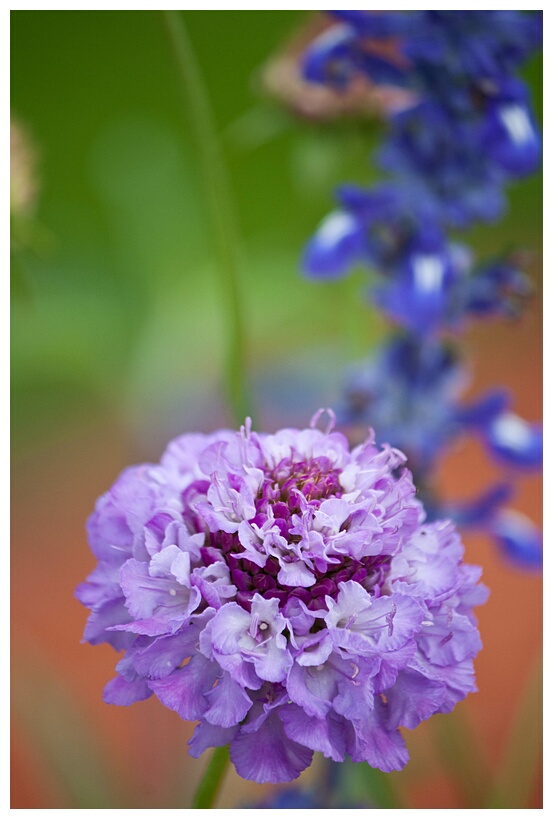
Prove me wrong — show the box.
[77,413,487,783]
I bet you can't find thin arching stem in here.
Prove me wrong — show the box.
[161,9,250,426]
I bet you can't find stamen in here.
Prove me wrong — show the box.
[208,450,392,618]
[309,407,337,435]
[386,603,397,636]
[241,417,252,440]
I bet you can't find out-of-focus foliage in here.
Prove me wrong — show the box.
[11,10,391,456]
[11,11,541,457]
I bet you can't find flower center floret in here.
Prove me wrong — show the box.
[201,454,393,614]
[260,455,343,511]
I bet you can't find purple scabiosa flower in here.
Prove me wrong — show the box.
[77,412,487,783]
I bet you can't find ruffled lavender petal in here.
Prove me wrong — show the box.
[280,703,346,762]
[386,668,447,730]
[346,700,410,772]
[188,722,237,758]
[103,675,153,706]
[203,673,253,728]
[83,596,134,651]
[230,713,313,784]
[148,655,218,721]
[77,416,488,783]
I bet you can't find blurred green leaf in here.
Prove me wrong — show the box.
[12,649,123,808]
[10,9,542,450]
[432,707,491,808]
[487,652,542,808]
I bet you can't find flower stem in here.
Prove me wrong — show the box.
[337,758,402,808]
[161,10,250,426]
[361,764,402,809]
[191,745,230,809]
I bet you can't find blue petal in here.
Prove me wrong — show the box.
[357,52,409,87]
[439,483,513,528]
[453,389,511,428]
[373,231,455,334]
[255,787,322,809]
[490,510,542,569]
[483,413,542,468]
[330,10,415,39]
[302,24,357,86]
[302,211,365,280]
[463,261,532,318]
[482,84,541,177]
[337,183,404,222]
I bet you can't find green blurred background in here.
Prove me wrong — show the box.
[11,9,392,458]
[11,10,542,809]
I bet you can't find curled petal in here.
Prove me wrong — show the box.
[231,713,313,784]
[386,668,446,729]
[346,700,409,772]
[103,675,152,706]
[280,703,346,761]
[203,673,253,727]
[188,722,237,758]
[149,656,218,722]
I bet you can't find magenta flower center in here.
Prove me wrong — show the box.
[201,455,391,613]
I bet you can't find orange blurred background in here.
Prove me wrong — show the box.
[11,292,542,808]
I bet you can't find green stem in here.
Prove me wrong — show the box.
[192,745,230,808]
[361,764,402,809]
[161,10,250,426]
[192,745,230,809]
[338,758,402,808]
